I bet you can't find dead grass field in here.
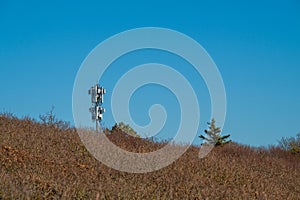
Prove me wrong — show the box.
[0,115,299,199]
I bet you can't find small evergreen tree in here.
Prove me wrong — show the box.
[199,118,231,146]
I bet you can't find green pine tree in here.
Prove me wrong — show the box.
[199,118,231,146]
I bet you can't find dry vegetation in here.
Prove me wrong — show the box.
[0,114,300,199]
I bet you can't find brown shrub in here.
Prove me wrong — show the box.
[0,115,299,199]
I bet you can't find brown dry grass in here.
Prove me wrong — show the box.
[0,115,299,199]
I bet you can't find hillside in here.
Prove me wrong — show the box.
[0,115,299,199]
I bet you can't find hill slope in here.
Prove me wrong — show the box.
[0,115,299,199]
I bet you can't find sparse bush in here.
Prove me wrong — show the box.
[111,122,140,137]
[278,133,300,154]
[199,118,231,146]
[0,111,16,119]
[39,106,70,130]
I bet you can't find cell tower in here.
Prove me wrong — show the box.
[88,83,106,132]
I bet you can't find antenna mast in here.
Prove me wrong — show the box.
[88,83,106,132]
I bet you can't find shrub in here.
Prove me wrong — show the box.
[39,106,70,131]
[278,133,300,154]
[0,111,16,119]
[111,122,140,137]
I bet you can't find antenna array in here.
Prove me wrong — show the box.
[88,84,106,131]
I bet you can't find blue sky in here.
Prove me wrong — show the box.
[0,0,299,146]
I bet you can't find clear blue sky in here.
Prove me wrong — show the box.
[1,0,299,146]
